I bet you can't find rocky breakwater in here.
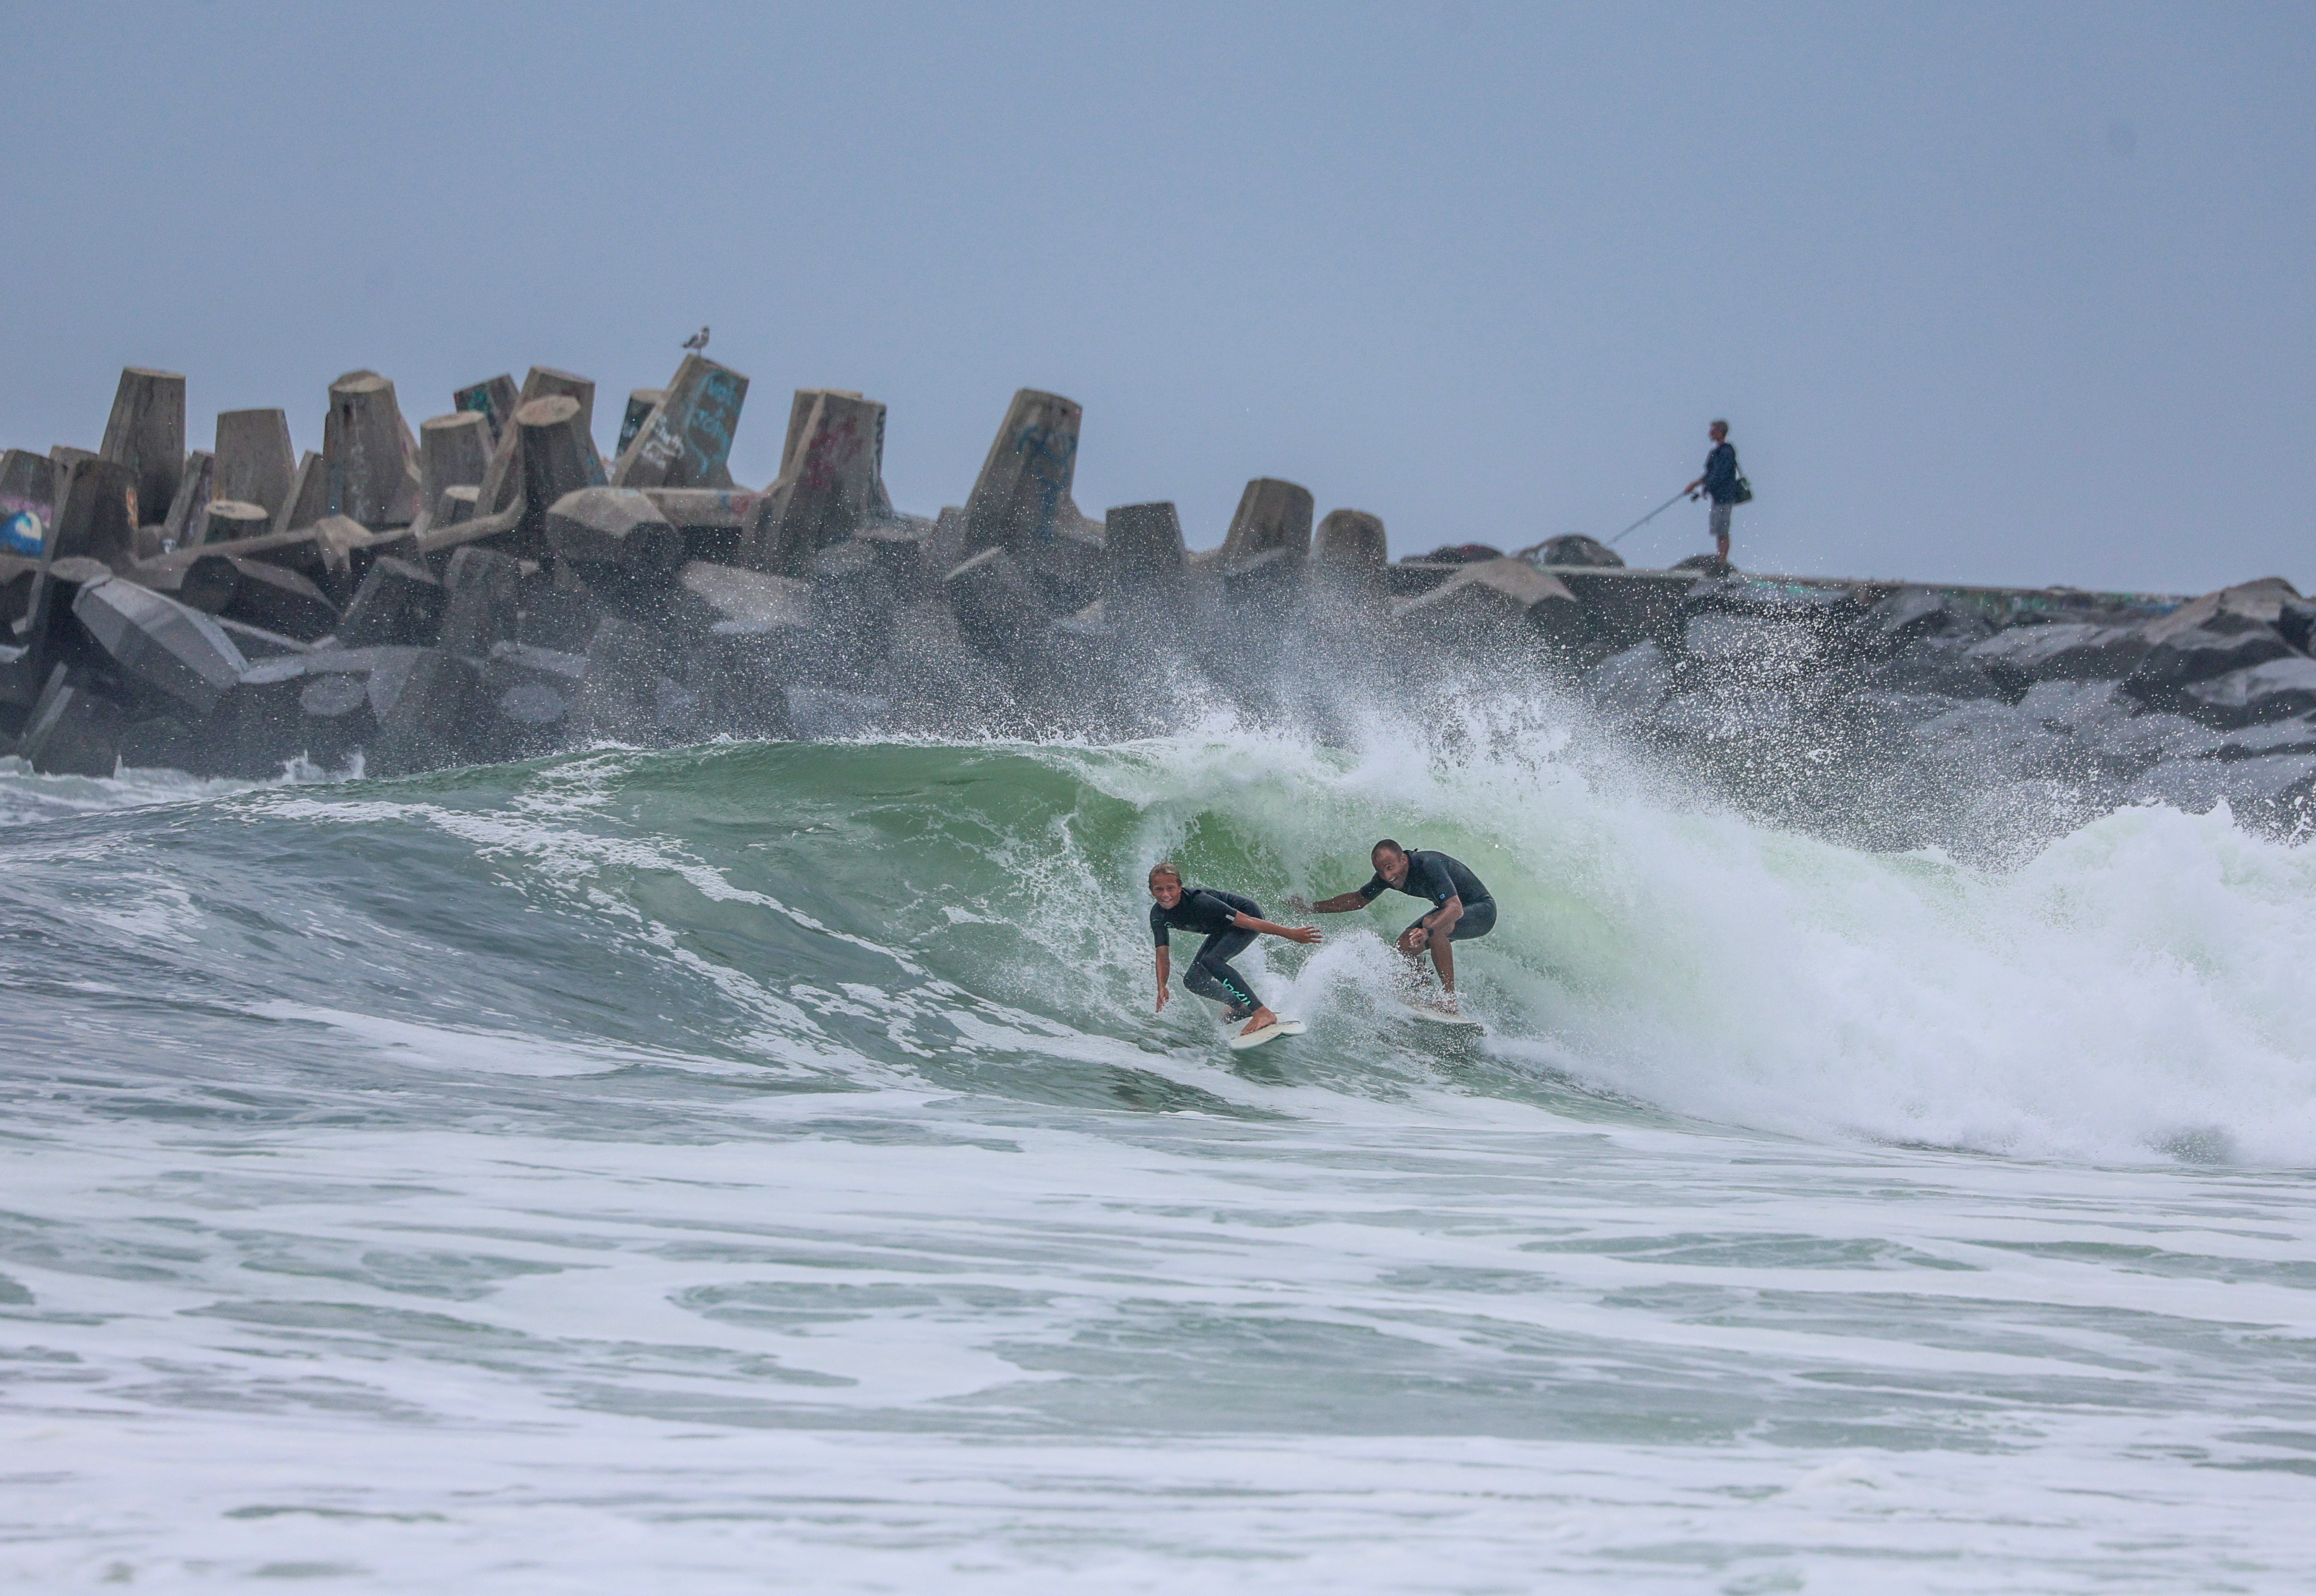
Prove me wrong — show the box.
[1,361,2309,856]
[0,361,1585,781]
[1544,535,2316,854]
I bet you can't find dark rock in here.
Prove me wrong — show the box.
[1530,534,1622,569]
[1394,557,1578,655]
[1965,621,2151,694]
[2277,599,2316,655]
[1582,640,1674,728]
[18,664,123,776]
[1850,634,2006,700]
[2206,713,2316,762]
[2177,656,2316,729]
[2123,624,2294,709]
[1860,586,1993,653]
[2126,752,2316,836]
[1421,543,1502,565]
[72,577,247,715]
[337,556,444,647]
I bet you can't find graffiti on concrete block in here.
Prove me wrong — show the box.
[1012,423,1076,544]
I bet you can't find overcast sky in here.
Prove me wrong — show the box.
[1,1,2308,594]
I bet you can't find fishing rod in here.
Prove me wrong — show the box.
[1607,491,1689,547]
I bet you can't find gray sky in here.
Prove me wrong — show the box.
[2,1,2308,595]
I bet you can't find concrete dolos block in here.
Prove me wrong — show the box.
[418,412,494,518]
[611,354,749,490]
[277,450,329,534]
[748,389,891,574]
[73,574,248,715]
[961,389,1091,559]
[454,374,521,446]
[516,396,608,538]
[944,546,1046,664]
[201,500,273,546]
[99,367,187,532]
[617,389,665,457]
[323,370,423,528]
[519,367,596,439]
[1221,478,1315,567]
[545,487,683,584]
[214,409,297,526]
[337,556,444,647]
[160,451,215,550]
[52,456,140,568]
[0,449,55,559]
[1101,501,1187,611]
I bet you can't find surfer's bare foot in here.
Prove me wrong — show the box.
[1429,994,1461,1016]
[1241,1007,1279,1036]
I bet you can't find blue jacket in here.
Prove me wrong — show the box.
[1701,441,1740,505]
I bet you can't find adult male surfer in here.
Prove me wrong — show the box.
[1303,840,1496,1014]
[1148,863,1321,1039]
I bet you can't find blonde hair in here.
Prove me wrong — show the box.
[1147,861,1183,888]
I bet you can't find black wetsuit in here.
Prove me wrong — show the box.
[1358,849,1498,942]
[1151,888,1265,1020]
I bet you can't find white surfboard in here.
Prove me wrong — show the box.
[1227,1018,1306,1051]
[1401,1003,1484,1029]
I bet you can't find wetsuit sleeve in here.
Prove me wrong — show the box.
[1356,874,1388,902]
[1150,903,1170,948]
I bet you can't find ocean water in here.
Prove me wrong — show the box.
[3,713,2314,1592]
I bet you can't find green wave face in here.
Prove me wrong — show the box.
[13,720,2309,1161]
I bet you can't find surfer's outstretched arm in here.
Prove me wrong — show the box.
[1230,912,1322,945]
[1305,892,1370,915]
[1154,946,1171,1012]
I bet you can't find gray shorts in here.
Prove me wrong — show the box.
[1709,501,1732,542]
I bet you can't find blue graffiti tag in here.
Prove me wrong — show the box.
[1012,423,1077,544]
[0,508,43,556]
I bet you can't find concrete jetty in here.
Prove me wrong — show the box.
[1,355,2309,854]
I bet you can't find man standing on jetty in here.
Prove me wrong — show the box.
[1683,419,1742,563]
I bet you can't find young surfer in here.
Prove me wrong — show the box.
[1147,863,1321,1039]
[1303,840,1496,1015]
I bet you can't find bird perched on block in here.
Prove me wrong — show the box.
[682,326,710,353]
